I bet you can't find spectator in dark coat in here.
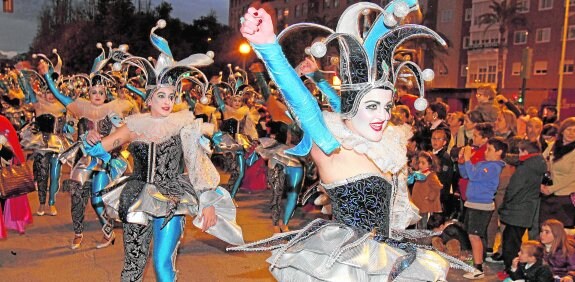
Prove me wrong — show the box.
[506,240,554,282]
[499,140,547,270]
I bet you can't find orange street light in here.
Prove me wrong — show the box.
[239,42,251,69]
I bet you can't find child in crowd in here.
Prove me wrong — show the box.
[504,240,554,282]
[459,136,507,279]
[473,84,499,123]
[410,151,443,229]
[499,140,547,270]
[427,213,472,260]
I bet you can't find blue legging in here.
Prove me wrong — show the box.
[283,166,304,225]
[91,171,110,226]
[121,216,185,282]
[153,216,185,282]
[48,155,62,206]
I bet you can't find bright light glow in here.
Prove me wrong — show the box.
[239,43,251,54]
[332,75,341,90]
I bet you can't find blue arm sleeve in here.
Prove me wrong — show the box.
[44,72,73,107]
[125,84,146,101]
[212,86,225,112]
[306,71,341,113]
[252,41,340,156]
[253,72,271,101]
[19,72,37,104]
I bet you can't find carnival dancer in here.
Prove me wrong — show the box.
[228,2,478,281]
[214,69,260,198]
[18,50,70,216]
[83,19,243,281]
[38,42,134,249]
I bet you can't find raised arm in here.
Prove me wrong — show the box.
[37,61,73,107]
[240,7,339,156]
[18,70,38,104]
[296,57,341,113]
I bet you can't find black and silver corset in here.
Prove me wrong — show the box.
[323,174,392,237]
[77,116,114,137]
[128,135,185,197]
[220,118,239,136]
[35,114,65,134]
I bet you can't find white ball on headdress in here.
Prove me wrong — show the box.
[414,97,428,111]
[304,47,311,55]
[227,63,231,68]
[96,42,103,49]
[68,84,74,90]
[362,9,370,16]
[206,51,214,58]
[235,66,240,70]
[52,49,58,54]
[393,1,410,18]
[422,69,435,81]
[200,95,209,104]
[383,12,397,27]
[106,42,113,48]
[119,44,129,52]
[112,62,122,72]
[148,56,154,61]
[310,41,327,58]
[157,19,167,29]
[32,54,38,59]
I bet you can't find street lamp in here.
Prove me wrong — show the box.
[239,42,251,70]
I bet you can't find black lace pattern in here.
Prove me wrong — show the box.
[324,174,391,237]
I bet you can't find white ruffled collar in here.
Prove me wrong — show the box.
[322,111,408,174]
[126,110,195,143]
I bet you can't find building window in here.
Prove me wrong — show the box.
[564,60,574,74]
[517,0,530,12]
[334,0,339,8]
[534,61,548,75]
[514,30,528,44]
[461,65,468,77]
[463,36,470,49]
[283,8,289,18]
[512,62,522,76]
[303,3,308,16]
[536,27,551,43]
[440,9,453,23]
[488,65,497,83]
[570,0,575,7]
[465,8,472,21]
[324,0,330,8]
[568,25,575,40]
[539,0,553,10]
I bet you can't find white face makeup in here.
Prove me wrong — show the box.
[89,85,106,105]
[148,86,176,118]
[344,88,393,142]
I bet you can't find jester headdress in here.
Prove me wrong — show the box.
[277,0,446,118]
[119,19,214,102]
[216,64,255,100]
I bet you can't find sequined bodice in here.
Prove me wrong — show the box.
[323,174,391,237]
[128,135,184,197]
[77,116,113,136]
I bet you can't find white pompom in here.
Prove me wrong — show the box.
[422,69,435,81]
[227,63,231,67]
[106,41,113,48]
[32,54,38,59]
[157,19,167,29]
[200,95,209,104]
[206,50,214,58]
[96,42,103,49]
[235,66,240,70]
[119,44,129,52]
[52,48,58,54]
[310,41,327,58]
[414,97,428,111]
[361,9,370,16]
[304,47,311,55]
[383,12,397,27]
[393,1,410,18]
[112,62,122,72]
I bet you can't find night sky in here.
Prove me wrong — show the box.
[0,0,229,54]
